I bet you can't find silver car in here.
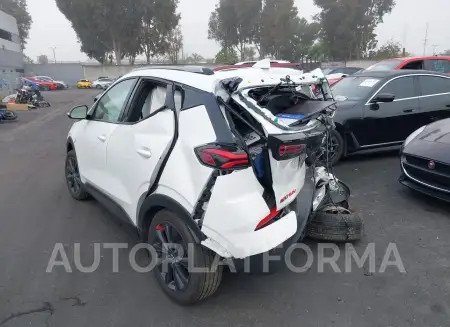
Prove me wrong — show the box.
[91,78,115,89]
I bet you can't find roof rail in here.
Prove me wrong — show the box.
[132,65,214,75]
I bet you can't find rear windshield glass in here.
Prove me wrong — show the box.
[331,76,381,101]
[365,60,401,71]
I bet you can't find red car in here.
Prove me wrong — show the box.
[365,56,450,74]
[25,77,57,91]
[213,61,303,72]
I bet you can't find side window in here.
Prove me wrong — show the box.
[140,85,167,118]
[378,76,416,100]
[126,80,169,123]
[418,75,450,96]
[424,60,450,73]
[402,60,423,70]
[92,78,136,122]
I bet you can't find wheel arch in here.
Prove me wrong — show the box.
[137,193,206,243]
[66,137,75,153]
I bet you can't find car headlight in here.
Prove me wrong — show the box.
[403,125,426,148]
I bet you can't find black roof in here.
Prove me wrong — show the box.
[354,69,450,78]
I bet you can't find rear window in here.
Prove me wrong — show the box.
[365,60,401,71]
[331,76,381,101]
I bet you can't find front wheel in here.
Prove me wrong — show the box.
[65,150,90,200]
[148,210,223,305]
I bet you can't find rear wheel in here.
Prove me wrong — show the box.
[96,85,103,89]
[319,129,345,166]
[2,110,18,121]
[148,210,223,305]
[65,150,90,200]
[43,85,50,91]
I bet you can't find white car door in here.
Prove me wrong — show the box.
[75,78,137,190]
[105,81,175,224]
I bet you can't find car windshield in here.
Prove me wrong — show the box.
[331,76,381,101]
[322,68,333,75]
[365,60,401,71]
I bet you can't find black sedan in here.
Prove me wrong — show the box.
[327,70,450,165]
[399,118,450,202]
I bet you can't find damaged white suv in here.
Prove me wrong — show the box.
[65,60,335,304]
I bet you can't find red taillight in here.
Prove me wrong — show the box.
[279,144,305,157]
[195,144,249,170]
[255,207,281,231]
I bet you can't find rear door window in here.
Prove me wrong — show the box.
[424,60,450,73]
[418,75,450,95]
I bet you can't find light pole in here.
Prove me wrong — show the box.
[50,47,57,63]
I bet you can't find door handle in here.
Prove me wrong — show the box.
[136,148,152,158]
[403,109,415,113]
[97,135,107,142]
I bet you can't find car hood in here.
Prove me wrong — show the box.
[334,99,359,109]
[404,118,450,162]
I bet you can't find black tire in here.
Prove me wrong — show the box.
[148,210,223,305]
[65,150,90,200]
[3,110,18,121]
[306,206,363,242]
[320,129,345,166]
[43,85,50,91]
[96,85,103,89]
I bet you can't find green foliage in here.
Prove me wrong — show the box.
[56,0,178,65]
[243,47,256,61]
[186,53,204,63]
[208,0,262,60]
[38,54,49,64]
[1,0,32,49]
[23,54,33,64]
[314,0,395,60]
[166,26,183,64]
[215,47,238,64]
[140,0,180,64]
[373,40,402,59]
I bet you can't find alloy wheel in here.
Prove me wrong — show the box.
[319,134,340,163]
[66,156,82,195]
[153,223,190,292]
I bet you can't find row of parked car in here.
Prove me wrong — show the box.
[77,77,117,89]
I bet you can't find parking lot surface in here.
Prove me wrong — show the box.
[0,89,449,327]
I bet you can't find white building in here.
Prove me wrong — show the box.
[0,9,23,93]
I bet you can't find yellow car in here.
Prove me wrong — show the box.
[77,79,92,88]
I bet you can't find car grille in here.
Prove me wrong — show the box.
[403,154,450,190]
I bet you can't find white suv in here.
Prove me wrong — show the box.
[65,62,334,304]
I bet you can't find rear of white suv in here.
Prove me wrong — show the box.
[65,65,333,304]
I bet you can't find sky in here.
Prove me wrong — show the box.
[24,0,450,62]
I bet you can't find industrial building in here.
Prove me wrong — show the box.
[0,9,24,94]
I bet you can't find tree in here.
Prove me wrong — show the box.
[38,54,49,64]
[140,0,180,64]
[186,53,204,63]
[23,54,33,64]
[208,0,262,60]
[373,40,402,59]
[166,26,183,64]
[441,49,450,56]
[0,0,32,49]
[56,0,142,65]
[259,0,305,60]
[243,47,256,61]
[314,0,395,60]
[215,47,238,64]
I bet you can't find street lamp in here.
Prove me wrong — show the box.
[50,47,57,63]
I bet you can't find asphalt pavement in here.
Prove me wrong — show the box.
[0,89,449,327]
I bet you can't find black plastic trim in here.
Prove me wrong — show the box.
[192,171,219,227]
[137,193,206,242]
[84,183,137,229]
[146,84,178,196]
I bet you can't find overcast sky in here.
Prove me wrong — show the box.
[25,0,450,62]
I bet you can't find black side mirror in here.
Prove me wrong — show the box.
[67,105,88,119]
[371,93,395,103]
